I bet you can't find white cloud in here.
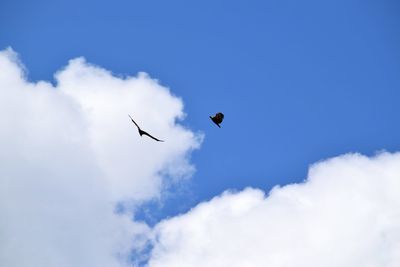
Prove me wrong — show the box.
[148,152,400,267]
[3,47,400,267]
[0,48,202,267]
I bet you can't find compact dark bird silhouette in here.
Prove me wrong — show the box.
[210,112,224,128]
[128,114,164,142]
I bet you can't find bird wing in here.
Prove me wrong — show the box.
[210,115,221,127]
[211,114,223,124]
[216,113,224,122]
[128,114,141,130]
[142,130,164,142]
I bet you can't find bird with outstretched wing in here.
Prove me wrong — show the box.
[128,114,164,142]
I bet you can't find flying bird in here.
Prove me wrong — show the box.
[128,114,164,142]
[210,112,224,128]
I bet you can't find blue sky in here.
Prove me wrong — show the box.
[1,0,400,224]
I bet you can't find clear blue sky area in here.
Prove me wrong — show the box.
[1,0,399,223]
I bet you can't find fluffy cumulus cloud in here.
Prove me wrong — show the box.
[148,152,400,267]
[0,48,201,267]
[2,47,400,267]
